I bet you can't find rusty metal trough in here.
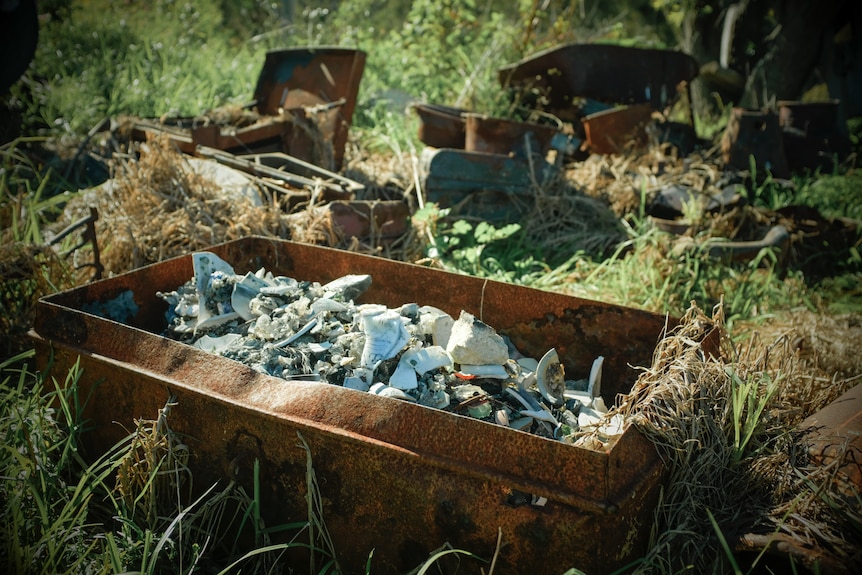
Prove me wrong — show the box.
[31,237,672,574]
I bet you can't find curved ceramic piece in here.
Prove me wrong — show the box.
[457,364,509,379]
[369,382,417,402]
[322,274,372,301]
[389,358,419,390]
[194,310,241,332]
[588,355,604,399]
[194,333,241,353]
[494,409,510,427]
[519,408,559,424]
[401,345,453,375]
[274,315,319,348]
[192,252,237,323]
[231,272,271,321]
[505,386,543,412]
[360,308,410,369]
[536,348,565,406]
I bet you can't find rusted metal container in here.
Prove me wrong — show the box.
[778,100,850,171]
[498,43,698,120]
[464,113,561,157]
[582,104,654,155]
[253,47,366,171]
[412,103,469,149]
[31,237,672,575]
[721,107,790,178]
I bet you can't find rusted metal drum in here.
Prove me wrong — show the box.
[31,237,673,574]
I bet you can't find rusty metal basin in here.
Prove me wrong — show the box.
[582,104,654,155]
[31,236,671,574]
[464,113,561,157]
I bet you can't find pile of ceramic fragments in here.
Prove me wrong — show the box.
[157,252,623,447]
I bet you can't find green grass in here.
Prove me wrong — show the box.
[2,1,861,573]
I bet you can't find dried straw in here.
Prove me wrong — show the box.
[52,134,426,278]
[606,301,861,574]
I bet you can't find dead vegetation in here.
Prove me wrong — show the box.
[611,301,861,573]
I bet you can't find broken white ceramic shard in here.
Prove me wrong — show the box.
[308,342,332,355]
[389,358,419,390]
[457,364,509,379]
[359,307,410,369]
[192,252,237,324]
[260,277,299,296]
[194,333,241,353]
[400,345,453,375]
[588,355,604,399]
[369,382,416,402]
[194,310,241,332]
[578,407,603,429]
[598,414,625,439]
[311,297,348,315]
[494,409,510,426]
[231,272,271,321]
[416,305,453,344]
[322,274,372,301]
[564,389,592,405]
[592,396,608,413]
[445,311,508,366]
[520,408,559,424]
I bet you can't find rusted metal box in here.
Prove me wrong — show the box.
[31,236,669,574]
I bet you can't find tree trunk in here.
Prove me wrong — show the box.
[739,0,849,108]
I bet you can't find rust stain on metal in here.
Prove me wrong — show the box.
[32,237,674,574]
[801,384,862,495]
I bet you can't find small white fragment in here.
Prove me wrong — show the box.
[389,359,419,390]
[402,345,453,375]
[531,495,548,507]
[588,355,604,399]
[457,364,509,379]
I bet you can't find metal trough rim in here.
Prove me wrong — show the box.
[32,236,670,513]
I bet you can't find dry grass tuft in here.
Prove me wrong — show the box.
[115,398,191,527]
[607,301,861,574]
[51,134,427,278]
[0,242,73,356]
